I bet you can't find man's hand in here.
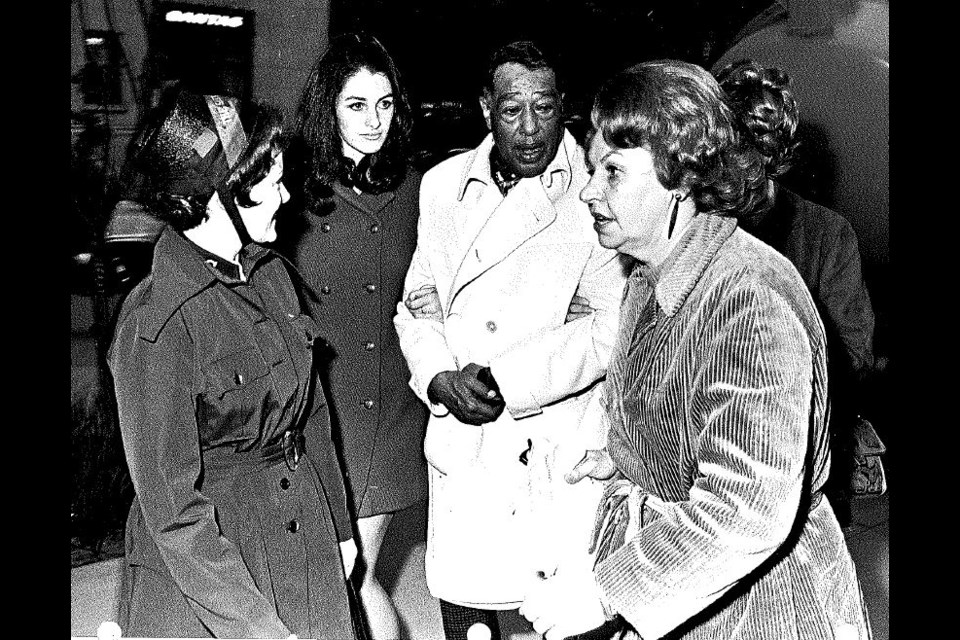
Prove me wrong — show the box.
[406,284,443,321]
[565,294,595,323]
[565,449,617,484]
[339,538,357,579]
[427,363,505,425]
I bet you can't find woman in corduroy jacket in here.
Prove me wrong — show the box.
[520,61,873,640]
[278,33,429,640]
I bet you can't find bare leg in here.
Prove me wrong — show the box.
[355,512,400,640]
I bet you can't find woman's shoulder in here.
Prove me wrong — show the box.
[398,166,423,193]
[712,229,810,297]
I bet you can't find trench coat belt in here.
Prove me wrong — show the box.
[202,429,306,475]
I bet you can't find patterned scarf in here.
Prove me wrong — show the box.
[489,146,523,196]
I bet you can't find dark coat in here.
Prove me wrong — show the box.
[108,227,356,639]
[283,170,428,518]
[740,187,875,418]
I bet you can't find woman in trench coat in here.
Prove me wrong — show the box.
[109,87,358,639]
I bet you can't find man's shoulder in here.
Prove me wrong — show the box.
[423,147,477,184]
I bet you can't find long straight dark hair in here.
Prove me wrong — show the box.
[295,32,413,204]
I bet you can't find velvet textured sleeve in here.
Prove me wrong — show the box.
[595,280,814,639]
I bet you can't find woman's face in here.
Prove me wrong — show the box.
[336,68,395,164]
[238,153,289,244]
[580,132,675,263]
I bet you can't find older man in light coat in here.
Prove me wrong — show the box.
[394,41,627,639]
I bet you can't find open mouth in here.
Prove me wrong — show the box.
[591,211,613,224]
[516,144,544,160]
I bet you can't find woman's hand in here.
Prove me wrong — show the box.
[520,555,610,639]
[565,449,617,484]
[405,284,442,321]
[565,294,595,323]
[339,538,357,579]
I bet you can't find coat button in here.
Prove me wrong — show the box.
[280,477,290,490]
[363,400,374,409]
[370,224,380,233]
[364,341,375,351]
[486,321,497,333]
[321,285,331,294]
[287,519,300,533]
[321,223,331,233]
[365,283,377,293]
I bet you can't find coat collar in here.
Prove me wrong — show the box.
[456,130,577,202]
[639,214,738,318]
[331,181,397,220]
[137,226,277,341]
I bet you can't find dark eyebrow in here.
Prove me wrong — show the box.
[343,92,394,102]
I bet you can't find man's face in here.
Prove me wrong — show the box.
[481,62,563,178]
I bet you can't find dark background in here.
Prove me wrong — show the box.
[329,0,775,161]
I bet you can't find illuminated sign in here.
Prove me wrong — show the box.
[165,10,243,28]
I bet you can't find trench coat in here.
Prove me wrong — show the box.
[591,214,872,639]
[108,227,356,639]
[394,131,628,608]
[283,171,429,518]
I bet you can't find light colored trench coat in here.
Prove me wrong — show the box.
[394,131,628,607]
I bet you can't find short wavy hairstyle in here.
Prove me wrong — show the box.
[128,86,287,231]
[716,59,799,179]
[591,60,767,217]
[295,32,413,202]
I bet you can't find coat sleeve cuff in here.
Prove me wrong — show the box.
[490,361,543,419]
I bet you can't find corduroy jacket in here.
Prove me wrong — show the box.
[594,214,872,639]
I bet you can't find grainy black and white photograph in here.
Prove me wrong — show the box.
[69,1,890,639]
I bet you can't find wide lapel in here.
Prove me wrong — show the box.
[447,177,557,308]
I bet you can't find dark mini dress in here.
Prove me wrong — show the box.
[108,227,358,639]
[283,170,428,519]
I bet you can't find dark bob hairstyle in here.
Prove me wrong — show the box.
[591,60,766,217]
[127,85,287,231]
[295,32,413,201]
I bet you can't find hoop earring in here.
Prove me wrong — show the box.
[667,192,681,240]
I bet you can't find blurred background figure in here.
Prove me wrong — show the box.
[717,59,879,524]
[279,32,429,640]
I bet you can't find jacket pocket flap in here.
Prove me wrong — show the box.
[203,351,271,396]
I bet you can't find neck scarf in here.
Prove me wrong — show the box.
[489,146,523,196]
